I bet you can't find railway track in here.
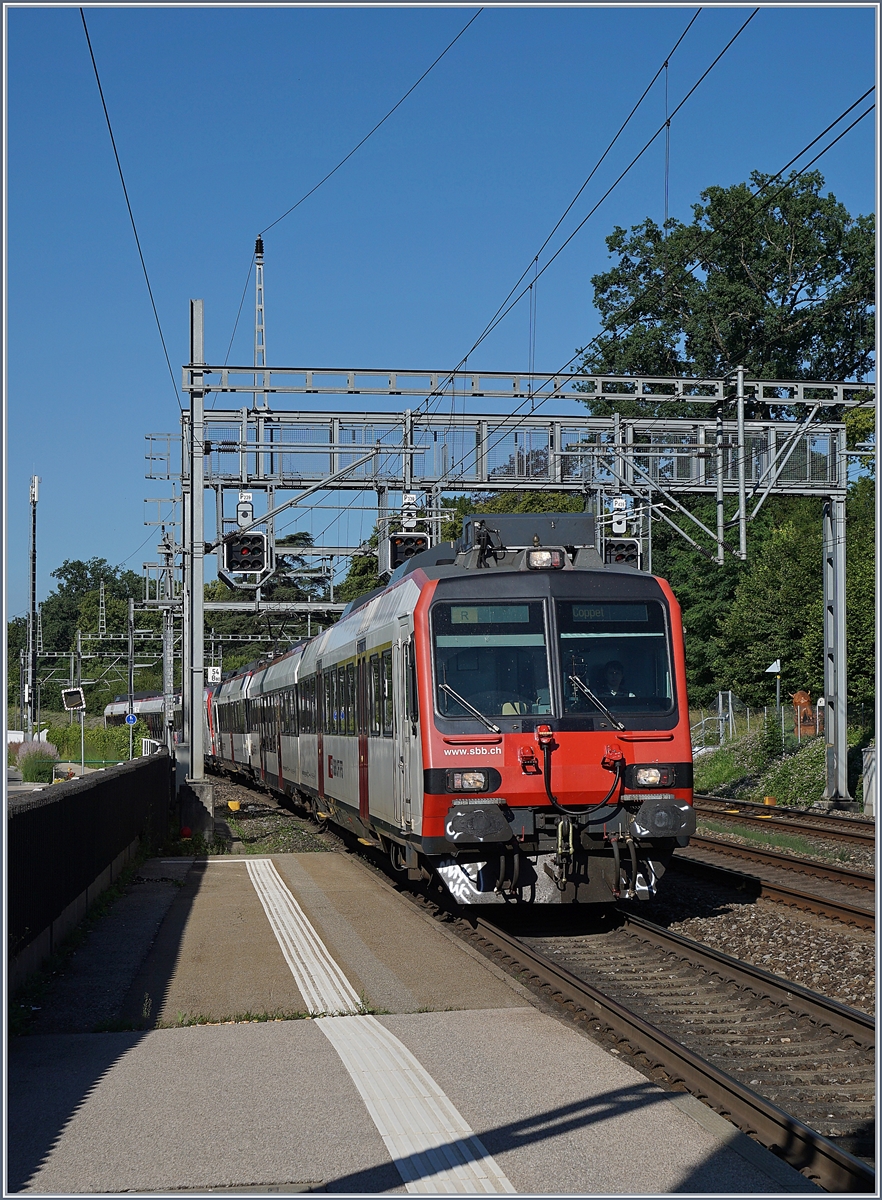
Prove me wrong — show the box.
[669,852,875,931]
[460,910,875,1193]
[686,834,874,891]
[694,797,876,847]
[218,778,875,1189]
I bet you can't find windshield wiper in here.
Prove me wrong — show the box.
[439,684,501,733]
[569,675,626,731]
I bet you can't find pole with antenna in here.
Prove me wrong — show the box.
[254,236,267,411]
[26,476,39,740]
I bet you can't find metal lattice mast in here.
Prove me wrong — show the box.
[36,604,44,656]
[98,579,107,638]
[254,235,267,410]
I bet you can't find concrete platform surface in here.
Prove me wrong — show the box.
[7,849,818,1195]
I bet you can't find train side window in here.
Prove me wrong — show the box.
[337,666,346,733]
[382,649,393,735]
[306,680,312,733]
[405,641,419,730]
[369,655,382,737]
[346,662,356,735]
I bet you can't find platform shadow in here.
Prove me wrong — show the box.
[6,859,209,1192]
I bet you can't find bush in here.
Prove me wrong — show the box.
[731,728,773,775]
[44,720,150,764]
[759,713,784,764]
[751,736,827,807]
[18,741,59,783]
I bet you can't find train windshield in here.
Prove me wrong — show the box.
[432,601,552,719]
[556,600,674,716]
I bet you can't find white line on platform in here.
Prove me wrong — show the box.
[246,858,362,1015]
[244,857,516,1194]
[319,1015,516,1194]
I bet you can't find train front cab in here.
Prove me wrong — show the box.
[410,565,695,905]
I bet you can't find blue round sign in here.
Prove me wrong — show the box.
[125,713,137,725]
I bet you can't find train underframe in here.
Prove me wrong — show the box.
[214,758,692,906]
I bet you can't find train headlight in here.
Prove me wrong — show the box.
[526,548,564,570]
[625,764,675,789]
[446,769,489,791]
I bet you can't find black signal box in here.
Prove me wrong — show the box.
[604,538,641,568]
[389,532,429,569]
[225,531,267,573]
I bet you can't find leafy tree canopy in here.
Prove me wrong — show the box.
[576,170,874,417]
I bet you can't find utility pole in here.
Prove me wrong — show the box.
[736,366,748,560]
[127,597,135,760]
[184,298,212,828]
[715,405,725,565]
[160,532,176,754]
[98,579,107,638]
[26,476,39,739]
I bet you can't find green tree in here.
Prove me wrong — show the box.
[576,170,874,416]
[710,514,823,706]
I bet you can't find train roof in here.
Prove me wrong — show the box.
[385,511,648,585]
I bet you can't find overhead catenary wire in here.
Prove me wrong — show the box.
[434,98,875,503]
[79,9,182,414]
[429,7,761,405]
[219,9,483,374]
[260,9,483,237]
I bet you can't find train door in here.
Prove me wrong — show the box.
[316,661,325,800]
[393,618,418,831]
[356,641,369,820]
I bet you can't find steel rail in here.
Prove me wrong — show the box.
[694,797,876,847]
[686,834,875,891]
[470,916,875,1193]
[210,776,874,1192]
[619,912,875,1043]
[670,855,875,930]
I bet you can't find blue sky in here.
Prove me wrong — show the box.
[5,4,877,618]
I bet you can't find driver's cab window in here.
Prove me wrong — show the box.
[432,601,551,719]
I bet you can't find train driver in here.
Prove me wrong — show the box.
[597,659,635,700]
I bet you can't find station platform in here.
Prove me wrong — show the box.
[8,847,818,1194]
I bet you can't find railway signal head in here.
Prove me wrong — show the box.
[604,538,641,568]
[225,531,267,573]
[611,496,628,536]
[389,532,429,569]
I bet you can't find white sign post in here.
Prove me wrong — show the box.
[125,711,137,760]
[765,660,782,710]
[61,687,87,776]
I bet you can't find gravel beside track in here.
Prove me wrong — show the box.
[518,918,875,1167]
[632,873,875,1014]
[695,819,876,874]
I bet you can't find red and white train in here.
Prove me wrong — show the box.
[205,513,696,906]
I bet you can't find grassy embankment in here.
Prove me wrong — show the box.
[693,724,872,808]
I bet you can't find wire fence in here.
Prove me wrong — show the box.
[691,694,873,751]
